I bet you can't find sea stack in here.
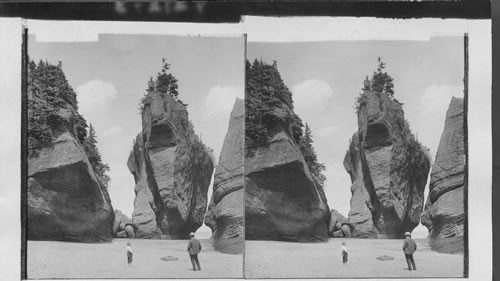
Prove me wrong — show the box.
[205,99,245,254]
[27,61,114,242]
[344,90,431,239]
[128,90,214,239]
[245,60,330,242]
[421,97,465,253]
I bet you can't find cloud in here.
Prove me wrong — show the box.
[205,85,243,118]
[76,80,118,118]
[420,84,463,115]
[292,79,334,118]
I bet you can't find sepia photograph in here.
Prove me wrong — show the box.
[25,29,245,279]
[244,36,467,278]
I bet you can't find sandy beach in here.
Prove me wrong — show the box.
[27,238,243,279]
[244,238,464,278]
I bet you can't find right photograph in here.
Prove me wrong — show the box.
[244,36,467,278]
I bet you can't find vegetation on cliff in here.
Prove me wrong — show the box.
[245,59,326,189]
[28,60,87,148]
[28,60,111,190]
[141,58,187,112]
[84,124,111,189]
[356,58,399,112]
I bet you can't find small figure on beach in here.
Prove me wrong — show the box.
[126,242,133,267]
[341,241,348,266]
[187,232,202,271]
[402,232,417,270]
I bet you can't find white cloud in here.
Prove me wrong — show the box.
[292,79,334,118]
[420,84,463,115]
[76,80,118,118]
[205,85,243,118]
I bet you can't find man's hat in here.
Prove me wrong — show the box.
[404,232,411,237]
[189,232,195,237]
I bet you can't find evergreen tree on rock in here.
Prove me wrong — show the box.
[83,124,111,190]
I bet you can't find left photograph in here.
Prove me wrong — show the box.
[25,31,245,279]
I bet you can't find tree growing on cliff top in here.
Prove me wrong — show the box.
[28,60,87,149]
[141,58,187,112]
[299,123,327,189]
[356,58,396,112]
[246,59,326,188]
[83,124,111,190]
[245,59,298,146]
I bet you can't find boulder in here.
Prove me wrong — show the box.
[129,92,214,239]
[245,109,330,242]
[344,91,431,238]
[421,97,465,253]
[28,128,114,242]
[205,99,244,254]
[113,210,137,238]
[328,209,354,238]
[113,209,132,235]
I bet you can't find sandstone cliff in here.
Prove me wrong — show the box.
[128,91,214,239]
[27,61,114,242]
[245,61,330,242]
[344,91,431,239]
[205,99,244,254]
[421,97,465,253]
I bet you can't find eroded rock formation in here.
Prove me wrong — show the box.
[245,61,330,242]
[421,97,465,253]
[113,210,137,238]
[128,92,214,239]
[245,110,330,241]
[344,91,431,239]
[27,62,114,242]
[205,99,244,254]
[328,209,354,238]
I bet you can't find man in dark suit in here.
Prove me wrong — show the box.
[187,232,202,271]
[403,231,417,270]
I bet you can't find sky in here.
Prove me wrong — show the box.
[29,34,245,237]
[248,37,464,238]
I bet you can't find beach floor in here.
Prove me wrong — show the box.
[244,238,464,278]
[27,238,243,279]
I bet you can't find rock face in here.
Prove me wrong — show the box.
[27,63,114,242]
[328,209,354,238]
[128,92,214,239]
[113,210,137,238]
[344,91,431,239]
[27,116,114,242]
[205,99,244,254]
[245,109,330,242]
[421,97,465,253]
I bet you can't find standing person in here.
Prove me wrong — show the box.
[126,242,133,267]
[187,232,202,271]
[402,232,417,270]
[341,241,348,267]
